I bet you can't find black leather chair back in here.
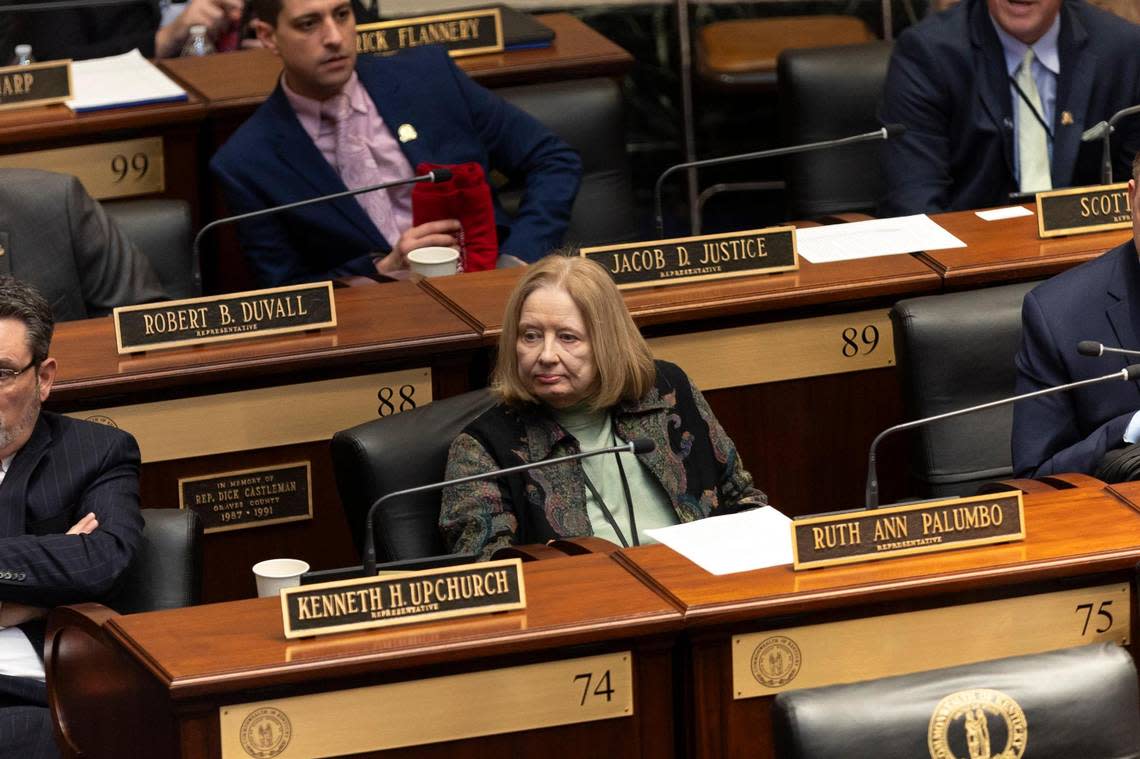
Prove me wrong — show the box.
[891,281,1037,497]
[777,41,892,218]
[331,389,496,562]
[106,508,201,614]
[104,199,202,299]
[774,643,1140,759]
[497,77,639,248]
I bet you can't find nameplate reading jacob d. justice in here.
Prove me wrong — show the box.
[1036,182,1131,238]
[356,8,503,58]
[0,60,71,112]
[792,491,1024,570]
[280,558,526,638]
[580,226,798,290]
[113,281,336,353]
[179,462,312,534]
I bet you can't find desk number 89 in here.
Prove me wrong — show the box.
[841,325,879,358]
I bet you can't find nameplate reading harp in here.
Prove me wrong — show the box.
[0,60,71,112]
[580,227,798,290]
[113,282,336,354]
[792,491,1024,570]
[1036,182,1131,238]
[356,8,503,58]
[280,558,526,638]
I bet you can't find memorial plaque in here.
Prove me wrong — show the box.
[179,462,312,534]
[356,8,503,58]
[0,60,71,112]
[1036,182,1131,238]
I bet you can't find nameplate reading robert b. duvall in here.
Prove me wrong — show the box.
[280,558,526,638]
[580,227,798,290]
[1036,182,1131,238]
[792,491,1025,570]
[113,281,336,354]
[0,60,71,112]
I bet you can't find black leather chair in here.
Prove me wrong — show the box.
[497,77,639,249]
[331,389,496,562]
[104,198,202,299]
[773,643,1140,759]
[890,281,1038,498]
[777,41,893,219]
[105,508,201,614]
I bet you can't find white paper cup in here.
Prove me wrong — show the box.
[407,246,460,277]
[252,558,310,598]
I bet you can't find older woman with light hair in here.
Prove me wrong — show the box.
[440,254,766,560]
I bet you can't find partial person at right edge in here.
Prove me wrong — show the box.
[1012,153,1140,479]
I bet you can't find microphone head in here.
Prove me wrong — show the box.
[1077,340,1105,357]
[1081,121,1109,141]
[882,123,907,139]
[430,167,453,183]
[1125,364,1140,381]
[630,438,656,455]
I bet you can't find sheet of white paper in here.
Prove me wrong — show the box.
[644,506,793,575]
[67,50,187,113]
[795,214,967,264]
[975,206,1034,221]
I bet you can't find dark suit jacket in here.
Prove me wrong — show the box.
[880,0,1140,215]
[0,170,167,322]
[210,47,582,286]
[1012,241,1140,476]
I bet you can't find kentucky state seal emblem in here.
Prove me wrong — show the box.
[239,706,292,758]
[927,688,1027,759]
[749,635,802,689]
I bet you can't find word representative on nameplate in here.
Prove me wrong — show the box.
[280,558,526,638]
[1036,182,1131,238]
[0,60,71,112]
[356,8,503,58]
[113,281,336,354]
[792,490,1025,570]
[580,227,798,290]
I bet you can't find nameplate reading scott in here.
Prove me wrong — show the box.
[792,491,1024,570]
[0,59,72,112]
[580,227,798,290]
[179,462,312,534]
[356,8,503,58]
[281,558,526,638]
[1036,182,1131,238]
[113,281,336,354]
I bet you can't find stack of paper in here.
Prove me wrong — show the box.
[795,214,966,264]
[645,506,794,575]
[66,50,187,113]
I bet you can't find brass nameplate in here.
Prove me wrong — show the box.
[792,491,1024,570]
[1036,182,1131,238]
[732,583,1129,699]
[0,59,71,112]
[0,137,165,200]
[179,462,312,534]
[580,226,798,290]
[219,651,631,757]
[113,281,336,354]
[356,8,503,58]
[281,558,526,639]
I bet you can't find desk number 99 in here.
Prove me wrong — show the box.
[841,325,879,358]
[110,152,149,183]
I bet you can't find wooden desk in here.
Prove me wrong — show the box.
[616,485,1140,758]
[48,554,681,758]
[46,282,482,603]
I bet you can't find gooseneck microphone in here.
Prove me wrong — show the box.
[652,125,906,238]
[864,363,1140,509]
[361,437,657,577]
[192,168,454,266]
[1077,340,1140,360]
[1080,103,1140,184]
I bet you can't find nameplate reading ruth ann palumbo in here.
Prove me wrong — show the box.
[0,59,71,112]
[792,491,1024,570]
[1036,182,1131,238]
[580,226,798,290]
[356,8,503,58]
[280,558,526,639]
[179,462,312,534]
[113,281,336,354]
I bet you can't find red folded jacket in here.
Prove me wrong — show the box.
[412,162,498,272]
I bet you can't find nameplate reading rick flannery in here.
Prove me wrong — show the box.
[356,8,503,58]
[280,558,526,639]
[1036,182,1131,238]
[792,491,1024,570]
[113,281,336,354]
[0,59,71,112]
[580,226,798,290]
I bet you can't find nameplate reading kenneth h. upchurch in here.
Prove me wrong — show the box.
[113,282,336,354]
[0,60,71,112]
[356,8,503,58]
[580,227,798,290]
[792,491,1025,570]
[280,558,526,638]
[1036,182,1131,238]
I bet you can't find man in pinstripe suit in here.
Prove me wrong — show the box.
[0,278,143,758]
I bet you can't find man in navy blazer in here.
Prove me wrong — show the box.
[0,277,143,757]
[1012,158,1140,477]
[210,0,581,286]
[880,0,1140,216]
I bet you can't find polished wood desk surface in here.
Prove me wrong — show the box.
[918,205,1132,287]
[158,13,632,110]
[0,94,206,149]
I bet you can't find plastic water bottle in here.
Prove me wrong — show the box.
[11,45,33,66]
[181,25,216,57]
